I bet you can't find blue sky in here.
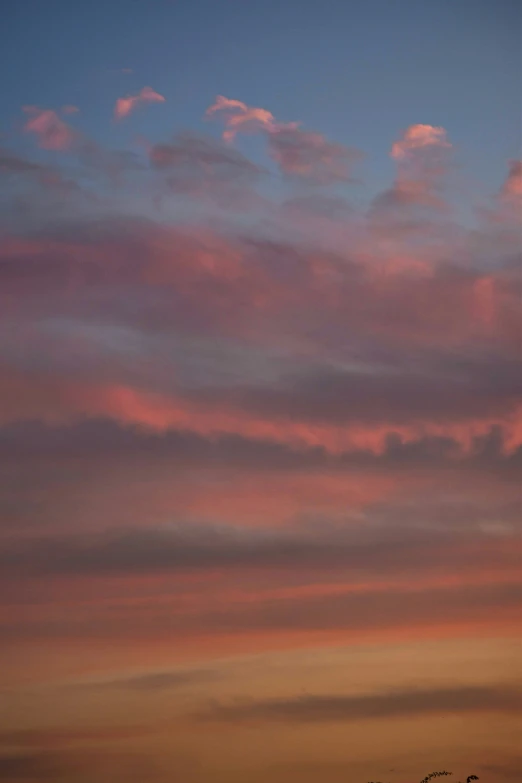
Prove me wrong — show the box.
[1,0,520,196]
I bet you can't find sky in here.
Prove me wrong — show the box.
[0,1,521,782]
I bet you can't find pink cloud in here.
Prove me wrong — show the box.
[1,100,521,783]
[206,95,281,142]
[61,105,79,115]
[0,365,519,460]
[205,96,358,184]
[0,223,520,463]
[22,106,76,151]
[391,124,451,161]
[391,124,452,185]
[371,123,453,217]
[114,86,166,120]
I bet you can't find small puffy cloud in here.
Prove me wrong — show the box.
[114,86,166,120]
[61,104,79,115]
[372,124,453,219]
[391,123,452,184]
[22,106,76,151]
[206,94,279,142]
[206,96,250,114]
[391,123,451,160]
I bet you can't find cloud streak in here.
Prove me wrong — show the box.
[199,683,522,723]
[197,685,522,723]
[1,518,519,584]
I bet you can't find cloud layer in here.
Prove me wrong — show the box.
[0,91,520,783]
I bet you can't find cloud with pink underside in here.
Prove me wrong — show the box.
[370,123,454,217]
[114,86,166,120]
[22,106,77,151]
[205,95,281,142]
[205,95,360,183]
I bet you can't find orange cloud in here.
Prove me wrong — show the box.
[22,106,76,151]
[114,86,166,120]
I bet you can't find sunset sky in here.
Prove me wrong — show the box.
[0,1,521,781]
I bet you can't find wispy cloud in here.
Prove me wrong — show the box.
[2,518,519,582]
[149,131,263,207]
[114,86,165,120]
[22,106,77,150]
[205,94,358,183]
[76,667,218,691]
[198,683,522,723]
[268,126,362,185]
[205,95,279,141]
